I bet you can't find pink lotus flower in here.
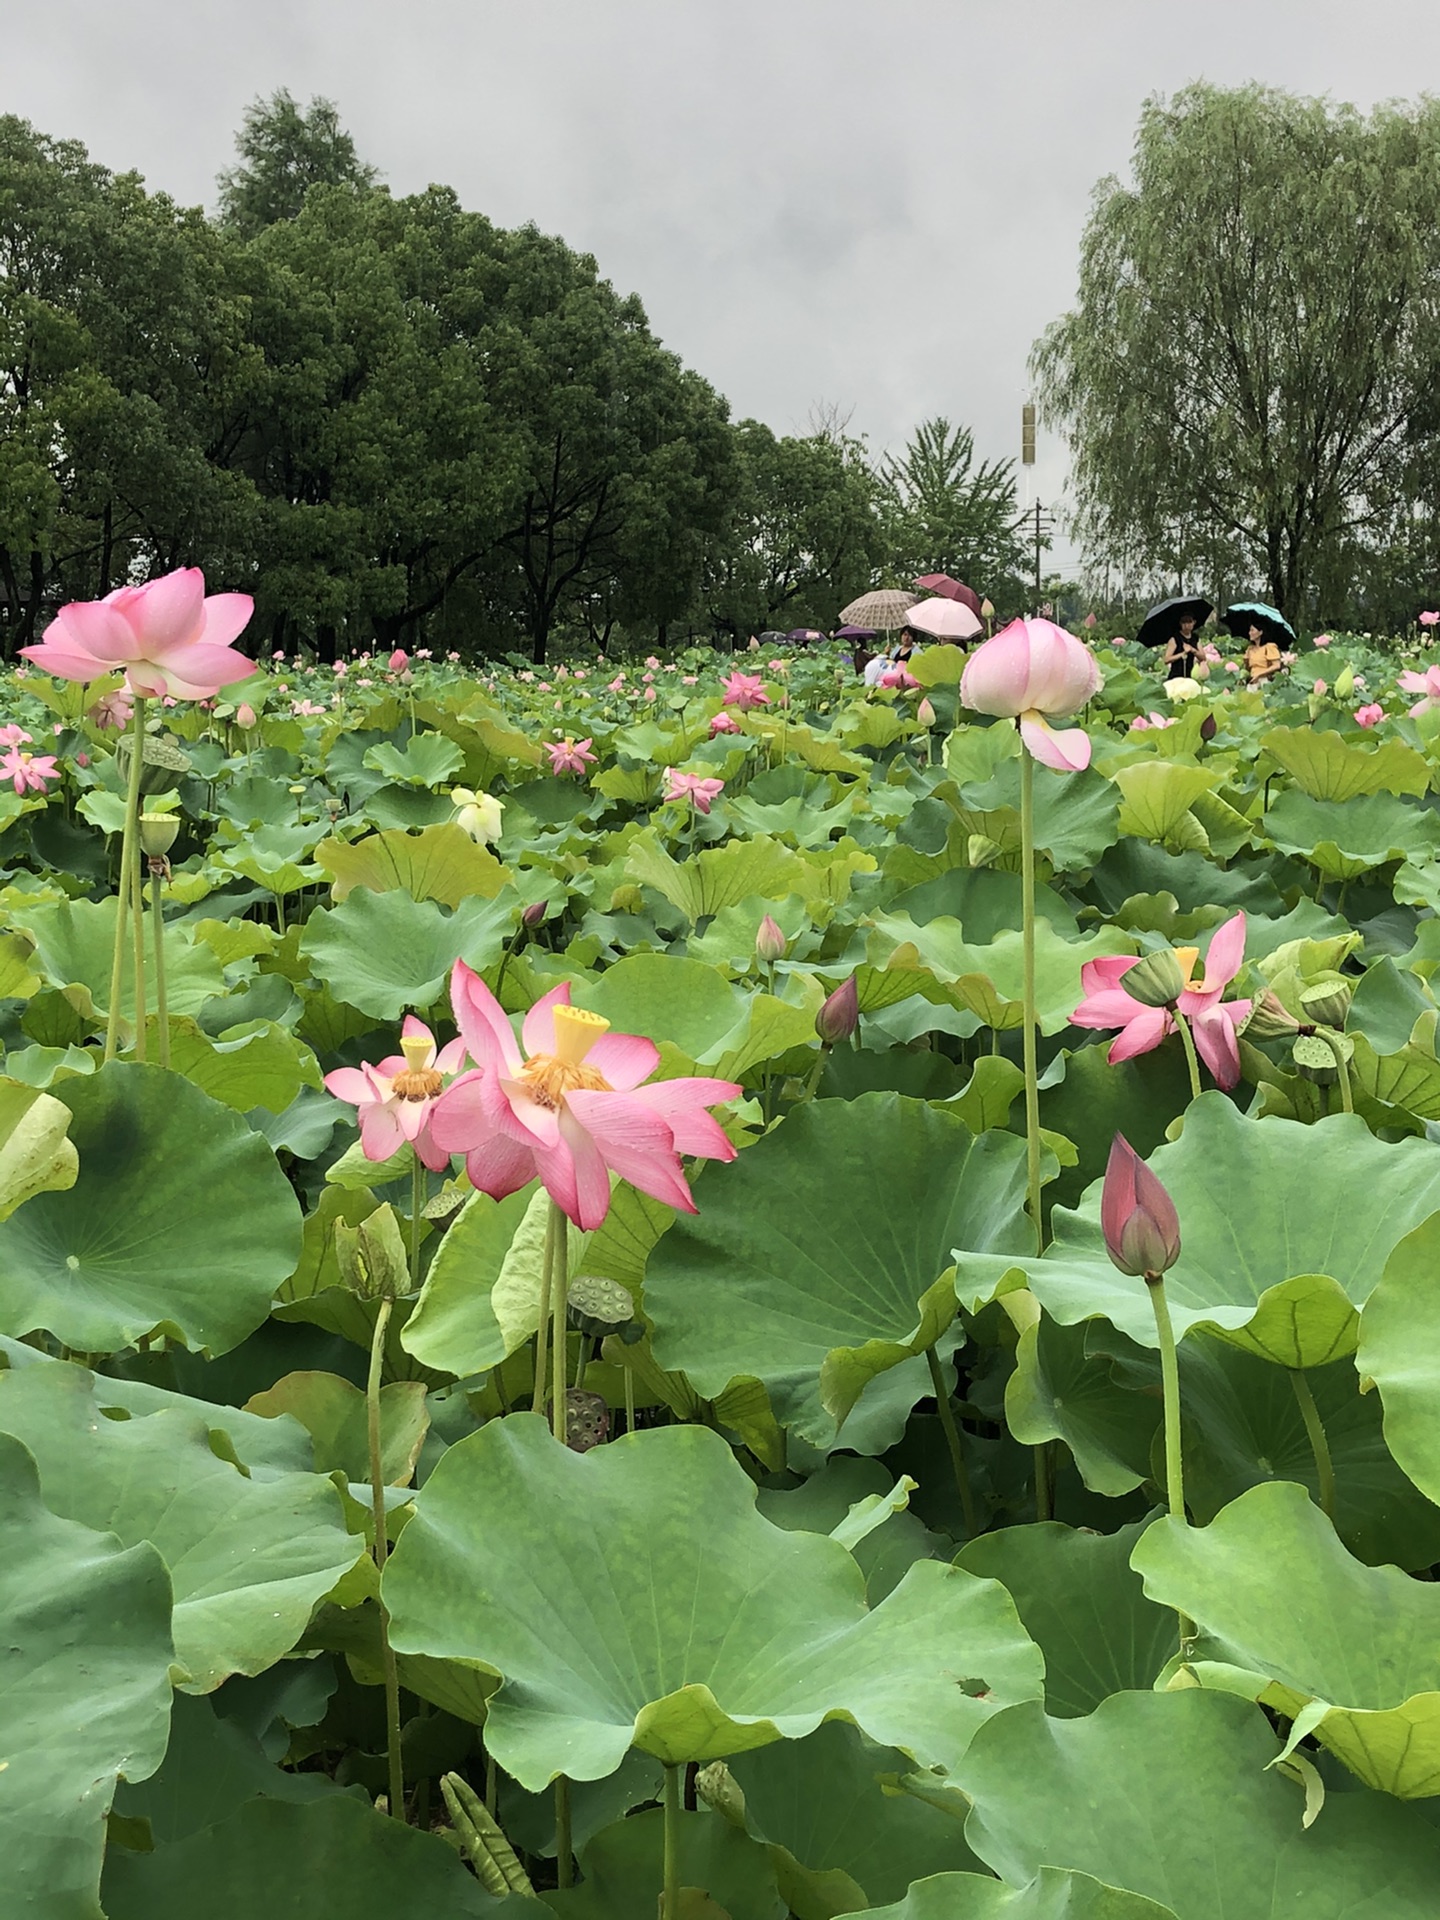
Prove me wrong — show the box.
[23,567,255,701]
[1083,612,1098,629]
[960,617,1101,772]
[1313,634,1332,648]
[86,690,134,731]
[429,965,741,1229]
[323,1017,465,1171]
[389,648,410,672]
[645,655,660,670]
[546,737,597,776]
[878,666,920,690]
[722,671,769,711]
[1101,1134,1180,1277]
[663,768,725,813]
[0,725,31,748]
[1129,711,1175,731]
[709,711,742,735]
[1223,660,1243,673]
[1420,611,1440,627]
[0,748,59,794]
[1071,911,1252,1091]
[1355,703,1385,728]
[1400,665,1440,715]
[236,703,258,729]
[607,674,626,692]
[292,698,326,717]
[1312,679,1328,696]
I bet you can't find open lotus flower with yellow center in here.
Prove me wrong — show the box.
[429,963,741,1229]
[450,786,504,846]
[1071,911,1252,1090]
[323,1017,466,1169]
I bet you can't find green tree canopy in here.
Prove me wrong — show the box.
[217,91,378,235]
[880,416,1027,603]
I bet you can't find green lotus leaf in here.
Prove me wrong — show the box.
[728,1720,981,1915]
[144,1016,321,1115]
[541,1806,786,1919]
[401,1186,537,1375]
[0,1062,302,1355]
[362,731,466,787]
[1347,956,1434,1054]
[1347,1025,1440,1119]
[1260,726,1429,801]
[1263,790,1440,881]
[0,1361,362,1691]
[948,760,1122,872]
[384,1417,1044,1788]
[960,1690,1440,1920]
[1356,1210,1440,1512]
[851,1870,1178,1920]
[1133,1481,1440,1797]
[865,917,1134,1034]
[1112,762,1220,843]
[1,1430,173,1920]
[0,1075,77,1221]
[100,1792,503,1919]
[300,886,516,1020]
[958,1521,1176,1717]
[956,1095,1440,1369]
[8,894,226,1026]
[244,1370,430,1485]
[647,1095,1031,1449]
[317,822,510,905]
[1036,1043,1195,1216]
[757,1456,945,1603]
[1002,1315,1159,1495]
[574,950,746,1060]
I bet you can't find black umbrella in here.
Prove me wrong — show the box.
[1222,601,1298,646]
[1134,595,1214,649]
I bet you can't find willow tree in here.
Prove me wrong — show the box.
[1033,85,1440,621]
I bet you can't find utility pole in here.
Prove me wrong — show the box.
[1019,402,1054,608]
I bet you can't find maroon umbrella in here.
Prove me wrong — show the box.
[914,573,983,618]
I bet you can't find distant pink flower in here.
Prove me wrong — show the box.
[879,666,920,689]
[519,671,535,684]
[429,966,741,1230]
[573,669,587,680]
[1199,643,1222,663]
[235,703,257,729]
[86,690,133,731]
[1071,911,1252,1091]
[644,656,660,670]
[292,698,326,717]
[22,566,255,701]
[0,724,32,748]
[682,674,698,685]
[546,736,597,776]
[961,617,1100,772]
[1355,703,1384,728]
[0,748,59,794]
[1129,711,1175,731]
[416,648,433,660]
[709,711,742,735]
[1352,674,1366,689]
[1313,634,1332,648]
[644,687,657,702]
[1111,636,1128,646]
[663,768,725,813]
[324,1017,465,1171]
[1223,661,1243,673]
[1312,679,1328,696]
[642,672,655,683]
[1280,650,1297,665]
[607,674,626,692]
[1083,612,1098,629]
[1400,665,1440,715]
[1420,611,1440,627]
[538,682,552,693]
[722,671,769,711]
[389,648,409,672]
[333,660,348,675]
[768,658,786,671]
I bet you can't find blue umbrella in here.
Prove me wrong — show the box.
[1223,602,1299,645]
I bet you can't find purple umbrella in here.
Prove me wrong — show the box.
[835,624,877,639]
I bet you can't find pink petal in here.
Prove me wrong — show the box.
[154,644,256,698]
[18,636,111,682]
[122,568,206,654]
[586,1030,660,1091]
[463,1133,537,1201]
[961,622,1032,718]
[323,1067,372,1105]
[414,1119,454,1173]
[629,1077,741,1158]
[1190,1003,1245,1091]
[401,1013,435,1052]
[522,982,571,1059]
[1198,911,1246,991]
[1080,955,1139,994]
[50,600,141,666]
[1072,989,1152,1029]
[196,591,255,651]
[358,1104,405,1161]
[434,1036,467,1074]
[394,1097,428,1142]
[1020,712,1092,772]
[536,1114,613,1230]
[1106,1008,1173,1062]
[449,961,520,1072]
[498,1077,562,1148]
[428,1070,492,1153]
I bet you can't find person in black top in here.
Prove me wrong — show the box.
[1160,613,1202,681]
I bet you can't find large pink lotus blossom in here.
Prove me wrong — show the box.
[1399,665,1440,716]
[1355,703,1385,728]
[546,737,597,776]
[0,747,59,794]
[960,617,1101,771]
[721,671,769,711]
[429,965,740,1230]
[1071,911,1252,1091]
[878,666,920,690]
[22,567,255,701]
[663,768,725,813]
[323,1017,465,1171]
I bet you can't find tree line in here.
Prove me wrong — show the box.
[0,94,1030,663]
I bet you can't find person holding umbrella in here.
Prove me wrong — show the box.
[1222,602,1296,686]
[1134,596,1214,681]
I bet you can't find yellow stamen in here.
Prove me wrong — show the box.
[1174,946,1201,991]
[400,1033,433,1073]
[520,1006,613,1110]
[393,1067,443,1100]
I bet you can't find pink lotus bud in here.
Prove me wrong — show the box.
[521,900,547,929]
[755,914,787,964]
[816,974,860,1045]
[1101,1134,1180,1279]
[1083,612,1097,629]
[236,703,257,730]
[916,697,937,727]
[389,648,409,672]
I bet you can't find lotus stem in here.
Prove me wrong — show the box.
[366,1295,406,1821]
[1146,1270,1195,1650]
[409,1154,424,1290]
[1327,1035,1354,1115]
[555,1775,572,1888]
[533,1202,554,1419]
[662,1763,682,1919]
[150,866,169,1070]
[624,1359,637,1436]
[130,832,147,1063]
[1019,745,1043,1251]
[551,1203,569,1446]
[926,1344,978,1537]
[1290,1368,1337,1519]
[104,694,147,1063]
[1172,1009,1203,1103]
[1034,1443,1052,1523]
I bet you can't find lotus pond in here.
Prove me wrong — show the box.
[12,606,1440,1920]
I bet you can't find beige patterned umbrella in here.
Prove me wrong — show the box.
[839,588,919,631]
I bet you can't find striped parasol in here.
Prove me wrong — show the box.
[839,588,920,631]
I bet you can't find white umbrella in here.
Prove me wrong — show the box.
[906,596,983,641]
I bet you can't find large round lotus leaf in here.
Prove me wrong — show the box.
[728,1719,981,1914]
[1357,1211,1440,1511]
[1263,790,1440,881]
[542,1806,786,1919]
[0,1062,303,1355]
[299,886,515,1020]
[384,1416,1043,1789]
[956,1094,1440,1369]
[959,1691,1440,1920]
[957,1522,1174,1718]
[647,1095,1031,1449]
[851,1871,1178,1920]
[574,951,746,1060]
[0,1431,174,1920]
[8,894,226,1025]
[100,1791,505,1919]
[317,821,509,906]
[864,917,1134,1034]
[401,1187,540,1375]
[0,1361,362,1692]
[1132,1481,1440,1798]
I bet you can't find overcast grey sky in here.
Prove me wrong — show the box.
[10,0,1440,572]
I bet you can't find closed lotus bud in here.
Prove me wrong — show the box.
[335,1204,409,1302]
[967,833,1003,868]
[1120,948,1187,1010]
[521,899,547,929]
[1299,979,1353,1030]
[1334,663,1355,700]
[235,703,257,730]
[138,812,179,856]
[980,597,995,619]
[755,914,787,964]
[816,973,860,1045]
[389,648,409,673]
[1199,712,1218,742]
[916,697,937,727]
[1101,1134,1181,1280]
[1240,990,1302,1040]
